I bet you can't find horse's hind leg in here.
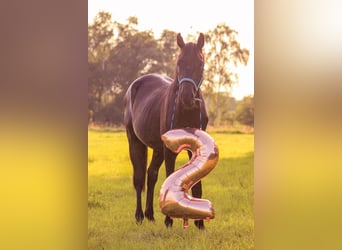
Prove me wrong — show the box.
[126,127,147,224]
[145,149,164,222]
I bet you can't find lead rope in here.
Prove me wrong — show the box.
[199,103,203,130]
[170,89,178,130]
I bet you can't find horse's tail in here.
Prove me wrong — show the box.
[123,86,132,126]
[123,78,142,126]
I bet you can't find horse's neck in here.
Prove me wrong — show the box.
[169,82,202,129]
[169,81,178,94]
[166,82,178,104]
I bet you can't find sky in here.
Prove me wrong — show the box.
[88,0,254,100]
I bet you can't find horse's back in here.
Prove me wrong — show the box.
[124,74,172,148]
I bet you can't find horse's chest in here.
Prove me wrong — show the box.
[174,109,201,128]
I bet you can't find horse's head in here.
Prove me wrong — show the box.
[176,33,205,109]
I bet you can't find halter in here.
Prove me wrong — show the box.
[177,76,203,93]
[177,62,204,94]
[170,76,204,130]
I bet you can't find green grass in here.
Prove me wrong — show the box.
[88,128,254,249]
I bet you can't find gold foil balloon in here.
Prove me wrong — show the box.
[159,128,219,228]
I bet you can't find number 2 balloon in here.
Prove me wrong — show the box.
[159,128,219,228]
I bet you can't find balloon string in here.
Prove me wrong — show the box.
[183,218,189,229]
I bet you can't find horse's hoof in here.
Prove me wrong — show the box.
[135,210,144,224]
[145,210,155,222]
[135,217,144,225]
[144,211,155,222]
[194,220,205,230]
[164,216,173,228]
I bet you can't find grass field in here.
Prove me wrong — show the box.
[88,128,254,249]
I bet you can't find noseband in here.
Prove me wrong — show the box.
[177,76,203,93]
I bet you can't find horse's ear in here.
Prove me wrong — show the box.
[177,33,185,49]
[197,33,205,50]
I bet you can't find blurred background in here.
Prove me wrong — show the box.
[1,0,341,249]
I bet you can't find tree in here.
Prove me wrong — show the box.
[204,23,250,126]
[88,14,170,124]
[204,92,237,126]
[157,30,179,77]
[235,95,254,127]
[88,12,116,123]
[106,19,163,121]
[88,11,115,63]
[108,29,161,93]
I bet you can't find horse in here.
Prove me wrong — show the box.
[123,33,208,229]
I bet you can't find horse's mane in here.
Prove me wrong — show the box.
[178,42,204,60]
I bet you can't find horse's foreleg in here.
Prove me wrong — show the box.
[187,150,205,230]
[192,181,205,229]
[163,147,177,228]
[127,129,147,224]
[145,150,164,222]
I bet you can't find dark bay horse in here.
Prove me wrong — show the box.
[123,33,208,229]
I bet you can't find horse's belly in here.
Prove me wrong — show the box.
[132,105,163,149]
[133,120,162,149]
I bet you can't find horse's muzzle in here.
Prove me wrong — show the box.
[181,98,196,109]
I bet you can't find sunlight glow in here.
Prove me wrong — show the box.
[88,0,254,100]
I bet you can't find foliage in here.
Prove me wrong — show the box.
[204,24,249,91]
[157,29,179,77]
[236,96,254,127]
[204,91,237,126]
[203,24,250,126]
[88,12,116,123]
[88,129,254,249]
[88,12,115,63]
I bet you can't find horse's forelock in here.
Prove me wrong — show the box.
[178,43,203,62]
